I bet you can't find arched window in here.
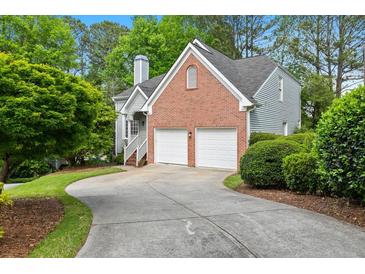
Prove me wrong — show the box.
[186,65,197,89]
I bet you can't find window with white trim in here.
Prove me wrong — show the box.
[131,120,139,136]
[279,76,284,101]
[125,120,139,137]
[186,65,197,89]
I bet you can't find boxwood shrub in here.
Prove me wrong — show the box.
[249,132,281,146]
[282,152,318,193]
[278,132,316,151]
[240,139,305,188]
[314,86,365,201]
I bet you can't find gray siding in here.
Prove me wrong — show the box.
[250,68,301,135]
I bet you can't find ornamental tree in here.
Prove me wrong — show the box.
[0,53,104,182]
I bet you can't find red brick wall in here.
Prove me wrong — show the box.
[147,54,247,169]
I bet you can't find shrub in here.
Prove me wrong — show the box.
[315,86,365,201]
[283,152,318,193]
[249,132,281,145]
[0,181,13,206]
[240,140,305,188]
[0,226,3,240]
[114,154,124,165]
[12,160,52,178]
[278,132,316,151]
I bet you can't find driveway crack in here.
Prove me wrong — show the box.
[145,181,260,258]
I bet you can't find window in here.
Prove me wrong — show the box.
[283,122,288,136]
[125,120,139,138]
[279,76,284,101]
[131,120,139,136]
[186,65,197,89]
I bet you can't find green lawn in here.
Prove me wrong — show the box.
[6,167,124,258]
[223,174,243,189]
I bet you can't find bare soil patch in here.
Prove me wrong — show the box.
[237,184,365,229]
[0,198,64,258]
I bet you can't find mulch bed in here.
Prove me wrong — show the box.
[0,198,64,258]
[236,184,365,229]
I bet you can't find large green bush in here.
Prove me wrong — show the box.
[315,86,365,201]
[249,132,281,145]
[240,140,305,188]
[279,132,316,151]
[12,160,52,178]
[282,152,318,193]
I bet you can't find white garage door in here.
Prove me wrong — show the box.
[196,128,237,169]
[155,129,188,165]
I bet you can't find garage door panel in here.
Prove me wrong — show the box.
[155,129,187,165]
[196,128,237,169]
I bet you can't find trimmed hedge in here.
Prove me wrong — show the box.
[315,86,365,201]
[249,132,280,146]
[240,139,305,188]
[278,132,316,151]
[283,152,318,193]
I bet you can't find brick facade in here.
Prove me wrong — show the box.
[147,54,247,170]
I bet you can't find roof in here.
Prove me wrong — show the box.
[191,41,278,101]
[114,39,298,103]
[114,73,166,99]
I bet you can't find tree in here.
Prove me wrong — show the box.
[66,103,116,165]
[275,16,365,96]
[86,20,129,87]
[301,73,334,128]
[63,16,90,77]
[0,15,78,71]
[0,53,103,182]
[105,16,210,93]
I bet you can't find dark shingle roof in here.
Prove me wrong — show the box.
[115,73,166,99]
[115,39,296,103]
[192,41,277,101]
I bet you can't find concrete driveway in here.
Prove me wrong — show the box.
[66,164,365,258]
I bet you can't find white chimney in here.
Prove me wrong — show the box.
[134,55,149,85]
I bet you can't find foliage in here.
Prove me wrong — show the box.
[240,140,305,188]
[105,16,210,94]
[0,181,13,206]
[86,21,128,89]
[0,53,103,182]
[314,86,365,201]
[0,226,3,240]
[12,160,52,178]
[249,132,281,145]
[67,103,116,165]
[0,15,78,71]
[275,16,365,95]
[8,167,123,257]
[7,177,38,184]
[278,132,316,151]
[114,154,124,165]
[301,73,334,128]
[282,152,319,193]
[223,174,242,189]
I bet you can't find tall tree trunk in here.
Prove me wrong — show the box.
[0,153,10,184]
[326,16,334,93]
[315,16,321,74]
[335,16,345,97]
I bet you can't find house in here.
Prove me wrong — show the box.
[112,39,301,170]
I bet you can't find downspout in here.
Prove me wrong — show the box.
[246,105,256,149]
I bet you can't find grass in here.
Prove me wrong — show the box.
[7,177,38,184]
[223,174,243,189]
[6,167,124,257]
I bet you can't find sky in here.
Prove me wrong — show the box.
[72,15,135,27]
[72,15,162,28]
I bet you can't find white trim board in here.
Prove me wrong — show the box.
[121,86,148,114]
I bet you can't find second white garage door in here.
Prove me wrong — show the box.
[155,129,188,165]
[196,128,237,169]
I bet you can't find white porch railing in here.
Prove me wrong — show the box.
[137,138,147,162]
[124,135,148,166]
[124,135,138,165]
